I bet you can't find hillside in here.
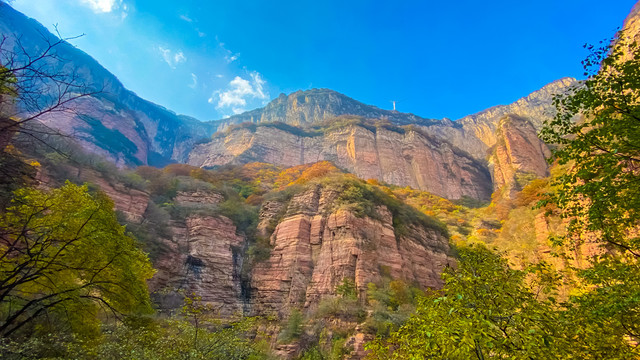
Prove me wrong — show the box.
[0,3,215,166]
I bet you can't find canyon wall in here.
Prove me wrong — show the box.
[189,125,493,201]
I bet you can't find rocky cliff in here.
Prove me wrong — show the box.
[188,124,493,201]
[150,214,248,316]
[191,77,574,201]
[489,115,551,198]
[250,184,452,317]
[2,1,570,199]
[147,182,452,322]
[422,77,576,160]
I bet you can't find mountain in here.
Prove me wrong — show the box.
[35,159,455,357]
[0,3,215,167]
[5,1,640,358]
[1,1,572,201]
[210,88,438,131]
[190,78,575,200]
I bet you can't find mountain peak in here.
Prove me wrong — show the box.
[210,88,436,130]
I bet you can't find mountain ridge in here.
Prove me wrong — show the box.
[0,3,215,166]
[2,2,573,201]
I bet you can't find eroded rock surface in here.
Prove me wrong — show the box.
[150,215,247,316]
[250,185,453,317]
[489,115,551,198]
[189,125,492,201]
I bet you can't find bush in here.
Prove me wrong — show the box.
[279,309,304,343]
[315,297,366,323]
[363,279,422,337]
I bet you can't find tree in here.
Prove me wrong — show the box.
[0,182,154,338]
[0,7,100,205]
[0,25,98,145]
[539,32,640,351]
[366,245,639,359]
[366,245,564,360]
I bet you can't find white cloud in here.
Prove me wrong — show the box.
[80,0,121,13]
[226,53,239,63]
[189,73,198,89]
[216,36,240,63]
[158,46,187,69]
[210,72,269,114]
[179,14,193,23]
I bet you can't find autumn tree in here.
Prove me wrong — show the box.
[539,33,640,350]
[0,182,154,338]
[0,27,98,143]
[366,245,638,359]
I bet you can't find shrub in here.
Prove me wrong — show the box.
[279,309,304,343]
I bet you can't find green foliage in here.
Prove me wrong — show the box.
[364,279,421,337]
[0,294,273,359]
[279,309,304,343]
[539,38,640,256]
[247,236,272,263]
[538,35,640,355]
[0,65,17,97]
[0,314,272,360]
[0,182,154,338]
[366,245,639,359]
[119,202,172,262]
[217,198,260,235]
[335,278,357,299]
[296,337,352,360]
[323,175,448,238]
[0,148,37,209]
[367,245,555,359]
[298,346,324,360]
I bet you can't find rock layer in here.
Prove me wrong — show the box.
[489,115,551,198]
[150,215,247,316]
[250,185,453,316]
[189,125,492,201]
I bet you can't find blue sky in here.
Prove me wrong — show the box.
[11,0,638,121]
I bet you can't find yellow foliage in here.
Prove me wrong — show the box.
[366,178,381,186]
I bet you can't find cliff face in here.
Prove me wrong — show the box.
[189,125,492,201]
[622,1,640,44]
[36,167,150,223]
[150,214,248,316]
[250,184,453,316]
[421,77,577,161]
[191,77,575,201]
[489,115,551,198]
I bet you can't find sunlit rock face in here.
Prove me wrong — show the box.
[250,185,453,317]
[489,115,551,198]
[189,125,492,201]
[420,77,576,161]
[191,77,575,201]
